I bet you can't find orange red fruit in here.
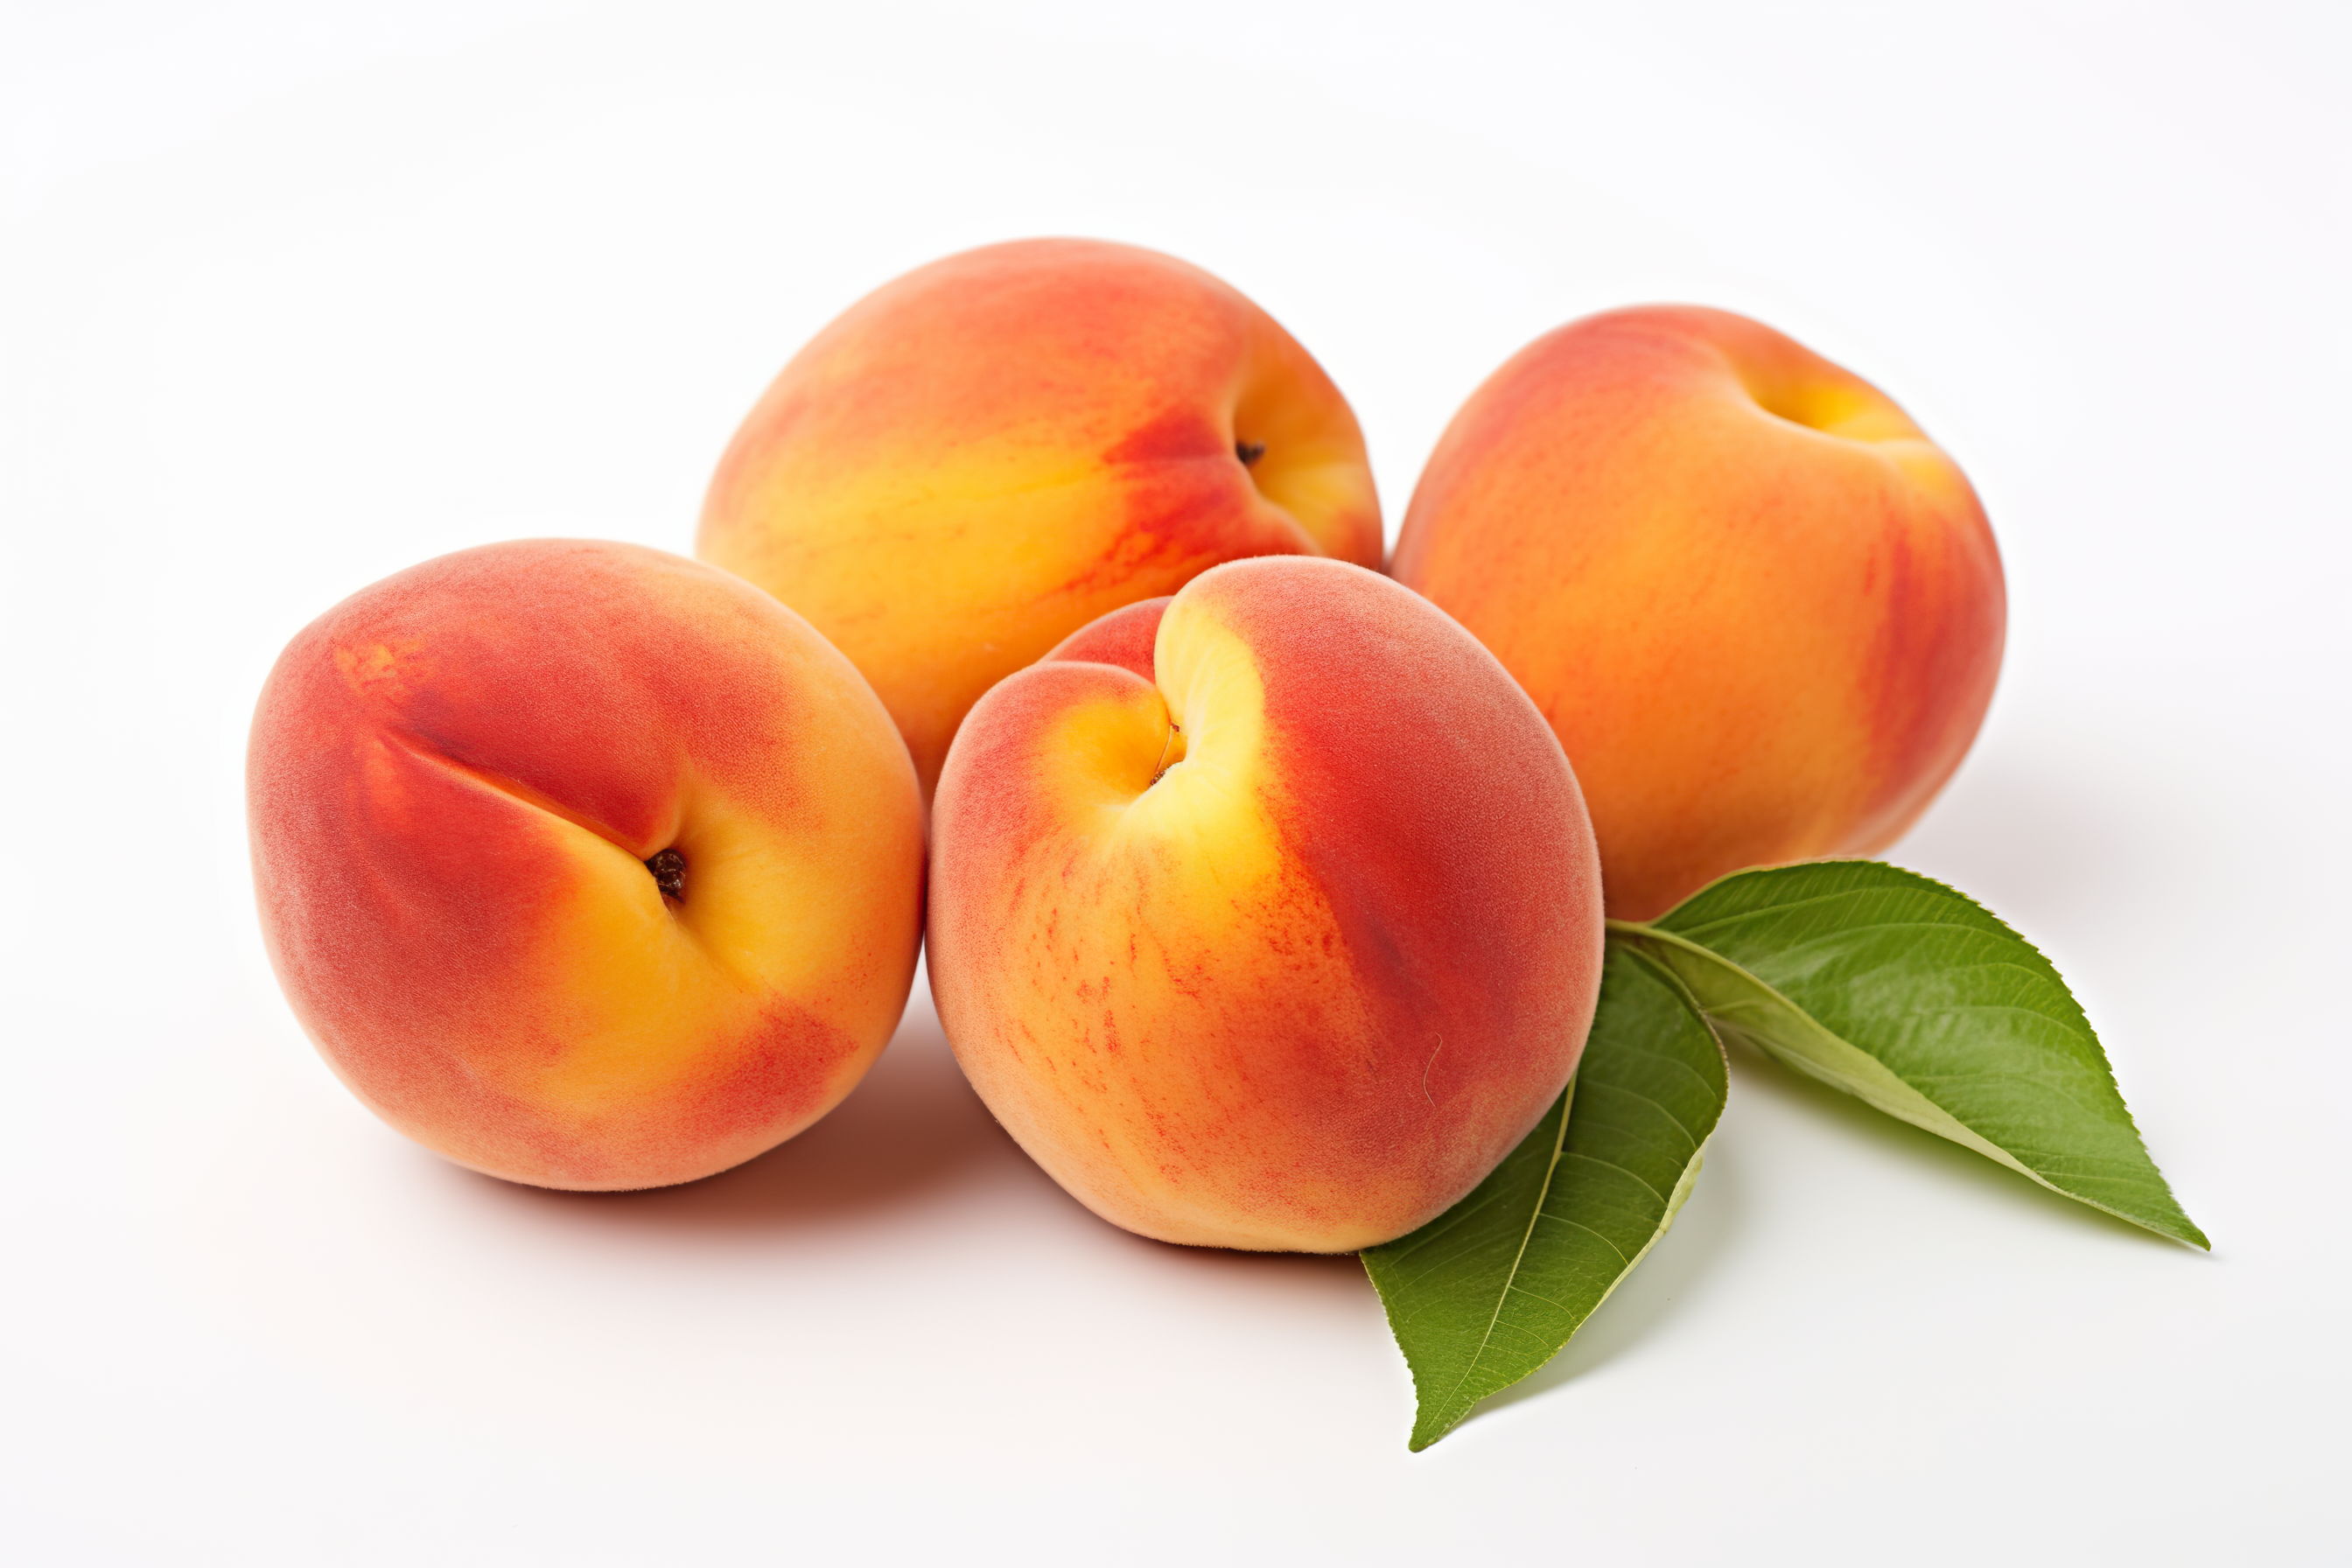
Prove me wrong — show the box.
[1392,305,2005,919]
[697,238,1382,800]
[926,557,1606,1251]
[247,540,925,1190]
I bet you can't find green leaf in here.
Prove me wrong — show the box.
[1610,859,2207,1250]
[1363,945,1727,1451]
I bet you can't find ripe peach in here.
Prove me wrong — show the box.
[696,238,1382,800]
[1391,305,2006,920]
[247,540,926,1190]
[927,557,1605,1252]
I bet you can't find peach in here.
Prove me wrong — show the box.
[696,238,1382,800]
[247,540,925,1190]
[927,556,1605,1252]
[1391,305,2006,920]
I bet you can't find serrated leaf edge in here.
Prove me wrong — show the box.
[1398,1074,1576,1450]
[1611,919,2209,1250]
[1398,948,1728,1449]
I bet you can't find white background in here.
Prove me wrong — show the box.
[4,3,2345,1562]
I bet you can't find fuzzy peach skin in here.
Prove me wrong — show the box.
[1391,305,2006,920]
[927,557,1606,1252]
[247,540,926,1190]
[696,238,1383,800]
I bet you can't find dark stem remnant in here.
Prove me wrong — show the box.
[1152,722,1182,787]
[646,847,687,901]
[1236,440,1266,467]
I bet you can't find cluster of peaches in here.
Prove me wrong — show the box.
[248,240,2004,1253]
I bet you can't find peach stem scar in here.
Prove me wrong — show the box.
[646,847,686,900]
